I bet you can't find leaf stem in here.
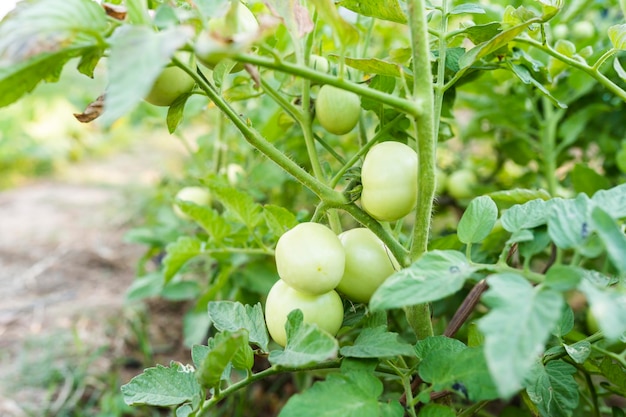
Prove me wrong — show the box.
[196,361,341,416]
[514,37,626,102]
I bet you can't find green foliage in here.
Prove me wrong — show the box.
[2,0,626,415]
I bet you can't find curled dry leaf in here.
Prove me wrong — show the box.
[74,94,105,123]
[102,3,126,20]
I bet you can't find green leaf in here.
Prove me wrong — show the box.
[590,206,626,275]
[196,330,250,389]
[578,275,626,341]
[340,326,415,358]
[342,57,409,80]
[175,200,231,244]
[570,164,612,196]
[449,4,485,15]
[459,18,542,69]
[167,93,192,134]
[337,0,407,23]
[462,22,502,45]
[125,272,164,301]
[207,301,269,351]
[370,250,477,311]
[508,63,567,109]
[415,336,467,360]
[263,205,298,239]
[162,280,200,301]
[121,362,202,407]
[308,0,359,45]
[599,356,626,392]
[102,25,191,126]
[478,273,564,398]
[591,183,626,219]
[416,337,499,401]
[547,194,593,250]
[268,310,339,368]
[609,24,626,50]
[0,0,107,107]
[518,229,551,260]
[278,370,403,417]
[488,188,551,210]
[563,340,591,364]
[457,196,498,244]
[552,304,575,338]
[525,361,579,417]
[419,404,456,417]
[163,236,203,283]
[544,265,583,292]
[207,183,263,229]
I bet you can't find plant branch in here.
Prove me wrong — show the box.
[232,53,422,117]
[174,58,345,206]
[514,37,626,102]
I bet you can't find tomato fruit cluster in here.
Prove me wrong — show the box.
[315,85,361,135]
[266,222,398,346]
[360,141,418,221]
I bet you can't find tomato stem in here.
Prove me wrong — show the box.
[404,0,437,340]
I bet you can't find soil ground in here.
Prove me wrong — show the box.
[0,135,188,416]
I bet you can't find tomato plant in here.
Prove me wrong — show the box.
[2,0,626,416]
[360,141,418,221]
[265,279,343,347]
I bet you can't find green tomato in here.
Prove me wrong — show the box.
[144,65,195,107]
[446,169,477,200]
[315,85,361,135]
[551,23,569,40]
[173,186,211,220]
[571,21,594,41]
[309,54,330,73]
[265,279,344,347]
[336,228,399,303]
[274,222,345,295]
[195,1,258,71]
[360,141,418,222]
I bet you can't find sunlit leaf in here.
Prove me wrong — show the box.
[478,273,564,398]
[207,301,269,351]
[163,236,204,283]
[608,24,626,50]
[457,196,498,244]
[121,362,201,407]
[338,0,407,23]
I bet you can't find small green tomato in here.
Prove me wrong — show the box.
[336,228,400,303]
[315,85,361,135]
[446,169,477,200]
[265,279,344,347]
[144,65,195,107]
[173,186,211,220]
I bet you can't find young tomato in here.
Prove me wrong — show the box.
[336,228,399,303]
[274,222,345,295]
[360,141,418,222]
[144,65,195,107]
[315,85,361,135]
[265,279,344,347]
[173,186,211,220]
[446,169,477,200]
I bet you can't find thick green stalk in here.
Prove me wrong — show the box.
[404,0,436,340]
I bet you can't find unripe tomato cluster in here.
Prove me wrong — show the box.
[265,223,398,346]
